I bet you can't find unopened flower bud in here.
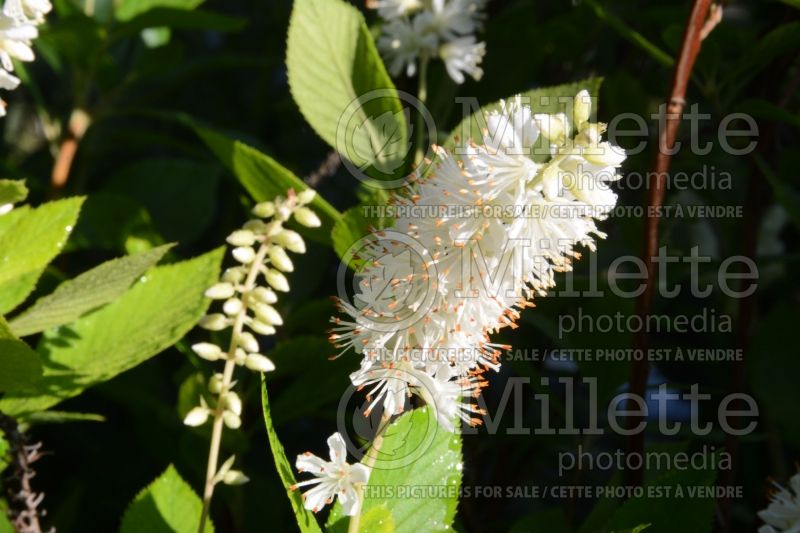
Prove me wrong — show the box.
[245,353,275,373]
[184,406,210,427]
[223,298,243,316]
[243,219,269,234]
[534,112,568,144]
[297,189,316,205]
[223,411,241,429]
[232,246,256,264]
[222,470,250,485]
[274,229,305,254]
[208,373,224,394]
[293,207,321,228]
[252,201,276,218]
[233,348,247,365]
[221,267,245,284]
[227,229,256,247]
[254,303,283,326]
[265,269,290,292]
[573,90,591,129]
[251,286,278,304]
[192,342,222,361]
[268,245,294,272]
[205,282,235,299]
[248,319,276,336]
[238,331,259,353]
[223,391,242,416]
[199,314,229,331]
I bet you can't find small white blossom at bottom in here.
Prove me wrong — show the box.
[759,472,800,533]
[292,433,369,515]
[438,35,485,84]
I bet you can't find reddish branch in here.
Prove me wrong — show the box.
[50,110,90,192]
[0,412,52,533]
[626,0,718,487]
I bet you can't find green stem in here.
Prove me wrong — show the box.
[413,56,429,167]
[347,412,392,533]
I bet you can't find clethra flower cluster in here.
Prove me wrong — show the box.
[369,0,487,84]
[184,189,320,490]
[293,90,626,517]
[0,0,50,117]
[329,90,625,431]
[758,471,800,533]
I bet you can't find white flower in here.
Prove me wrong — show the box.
[331,91,625,429]
[423,0,486,40]
[377,17,438,78]
[0,13,36,71]
[759,472,800,533]
[292,433,370,515]
[0,68,19,90]
[439,36,485,84]
[4,0,52,24]
[367,0,423,20]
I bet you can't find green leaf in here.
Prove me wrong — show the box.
[0,179,28,206]
[260,379,324,533]
[0,247,223,417]
[194,125,341,246]
[738,99,800,130]
[115,0,203,21]
[105,157,220,245]
[286,0,409,181]
[68,193,164,253]
[120,465,214,533]
[9,244,173,337]
[327,407,462,532]
[447,77,604,163]
[332,205,392,263]
[0,197,84,314]
[0,317,42,392]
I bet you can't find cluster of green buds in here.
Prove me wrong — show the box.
[184,188,320,489]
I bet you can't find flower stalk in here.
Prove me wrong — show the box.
[185,189,321,532]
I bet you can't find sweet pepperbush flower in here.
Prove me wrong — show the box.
[292,433,370,516]
[330,90,625,433]
[0,0,51,116]
[371,0,487,84]
[759,471,800,533]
